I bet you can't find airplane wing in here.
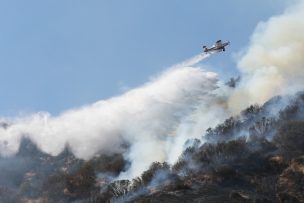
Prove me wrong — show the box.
[203,40,229,53]
[215,40,222,48]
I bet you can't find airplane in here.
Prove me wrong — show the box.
[203,40,230,53]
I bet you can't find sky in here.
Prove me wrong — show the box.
[0,0,288,116]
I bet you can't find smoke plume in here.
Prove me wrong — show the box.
[1,0,304,180]
[229,0,304,112]
[0,54,224,178]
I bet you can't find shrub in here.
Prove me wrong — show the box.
[141,162,170,185]
[88,153,126,175]
[205,117,241,142]
[274,121,304,156]
[65,163,98,199]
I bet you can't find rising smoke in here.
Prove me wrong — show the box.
[1,0,304,180]
[229,0,304,112]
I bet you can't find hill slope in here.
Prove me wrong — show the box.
[0,92,304,203]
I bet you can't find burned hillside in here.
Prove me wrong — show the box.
[107,92,304,203]
[0,92,303,202]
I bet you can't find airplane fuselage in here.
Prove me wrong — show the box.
[203,41,230,53]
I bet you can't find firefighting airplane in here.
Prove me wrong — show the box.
[203,40,230,53]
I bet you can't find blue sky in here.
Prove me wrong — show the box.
[0,0,287,116]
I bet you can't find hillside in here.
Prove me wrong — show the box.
[1,92,304,203]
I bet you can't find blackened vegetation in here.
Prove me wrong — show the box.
[112,92,304,203]
[1,92,304,202]
[0,139,128,202]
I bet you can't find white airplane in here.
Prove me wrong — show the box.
[203,40,230,53]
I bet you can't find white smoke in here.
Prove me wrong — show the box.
[0,53,226,178]
[229,0,304,112]
[2,0,303,180]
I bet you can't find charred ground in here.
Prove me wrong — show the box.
[1,92,304,203]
